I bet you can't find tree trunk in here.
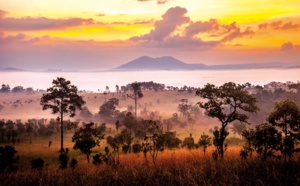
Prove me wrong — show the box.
[220,126,225,159]
[60,104,64,155]
[87,154,90,163]
[134,91,137,120]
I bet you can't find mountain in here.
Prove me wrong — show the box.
[0,67,25,72]
[113,56,300,71]
[114,56,208,70]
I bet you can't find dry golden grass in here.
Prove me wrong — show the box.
[1,145,299,186]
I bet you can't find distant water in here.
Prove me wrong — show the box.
[2,69,300,92]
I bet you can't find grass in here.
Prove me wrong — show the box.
[1,140,300,185]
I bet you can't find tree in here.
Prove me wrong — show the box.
[268,99,300,163]
[12,86,24,93]
[72,122,105,163]
[240,128,256,159]
[127,82,143,120]
[182,134,195,149]
[198,133,212,156]
[253,123,282,160]
[115,120,120,133]
[122,112,137,131]
[41,77,85,154]
[178,99,191,118]
[0,84,10,93]
[196,82,259,159]
[142,121,165,165]
[115,85,120,92]
[0,146,18,172]
[99,98,119,119]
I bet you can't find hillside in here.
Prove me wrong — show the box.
[113,56,300,71]
[114,56,207,70]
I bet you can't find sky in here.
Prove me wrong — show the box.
[0,0,299,70]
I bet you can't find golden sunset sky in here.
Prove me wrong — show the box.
[0,0,299,70]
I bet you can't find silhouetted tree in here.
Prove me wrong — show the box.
[196,82,259,159]
[115,120,120,133]
[182,133,195,149]
[41,77,85,154]
[268,99,300,163]
[72,122,105,163]
[127,82,143,120]
[240,128,256,159]
[0,84,10,93]
[30,158,44,170]
[12,86,24,93]
[253,123,282,160]
[198,133,212,156]
[70,157,78,170]
[122,112,137,131]
[99,98,119,119]
[0,146,18,172]
[142,121,165,165]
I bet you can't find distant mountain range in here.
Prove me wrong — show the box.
[0,67,25,72]
[1,56,299,71]
[113,56,300,71]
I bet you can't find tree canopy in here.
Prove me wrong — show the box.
[41,77,85,153]
[72,122,105,163]
[196,82,259,159]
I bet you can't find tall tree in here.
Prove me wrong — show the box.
[196,82,258,159]
[268,99,300,163]
[127,82,143,120]
[41,77,85,154]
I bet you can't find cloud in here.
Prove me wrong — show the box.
[0,16,95,31]
[97,13,106,17]
[137,0,169,4]
[258,20,300,30]
[281,42,294,51]
[0,9,7,18]
[0,32,26,44]
[135,6,189,41]
[185,19,219,38]
[157,0,168,4]
[221,27,255,42]
[280,22,300,30]
[132,7,255,49]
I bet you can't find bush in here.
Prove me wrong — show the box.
[30,158,44,170]
[0,146,18,172]
[132,144,142,154]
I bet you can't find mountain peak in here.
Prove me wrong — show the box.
[114,56,205,70]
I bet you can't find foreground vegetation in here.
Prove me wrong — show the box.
[0,148,299,186]
[1,79,300,185]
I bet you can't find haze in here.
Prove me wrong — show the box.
[0,0,299,71]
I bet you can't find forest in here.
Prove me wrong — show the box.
[0,78,300,186]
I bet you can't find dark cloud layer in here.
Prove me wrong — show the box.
[0,16,94,31]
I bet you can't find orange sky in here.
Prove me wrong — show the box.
[0,0,299,70]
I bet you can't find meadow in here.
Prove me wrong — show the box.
[1,85,300,186]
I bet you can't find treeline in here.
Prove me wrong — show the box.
[0,84,45,94]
